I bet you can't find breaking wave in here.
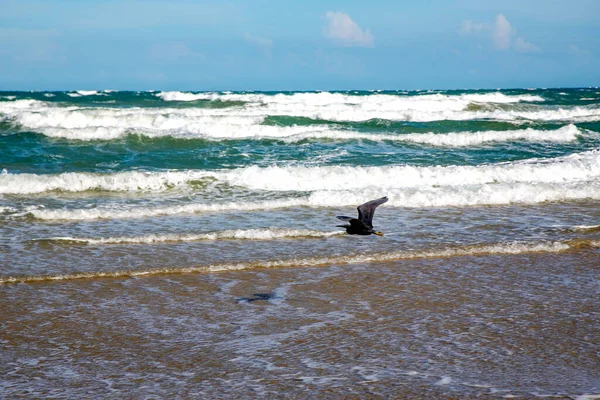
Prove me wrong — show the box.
[276,124,583,146]
[3,150,600,195]
[17,182,600,221]
[8,117,585,145]
[156,90,545,104]
[2,94,599,138]
[3,150,600,219]
[0,169,209,194]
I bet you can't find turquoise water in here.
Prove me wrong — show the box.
[2,89,600,175]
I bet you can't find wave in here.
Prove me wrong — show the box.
[0,100,264,139]
[156,91,545,104]
[148,91,600,123]
[211,150,600,192]
[569,224,600,233]
[0,170,211,194]
[275,124,583,146]
[67,90,105,97]
[156,91,216,102]
[35,228,343,245]
[3,239,598,284]
[12,117,585,146]
[20,182,600,221]
[2,96,599,135]
[24,198,308,221]
[2,150,600,197]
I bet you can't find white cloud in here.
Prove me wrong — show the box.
[244,33,273,58]
[324,11,374,48]
[493,14,513,50]
[461,14,540,53]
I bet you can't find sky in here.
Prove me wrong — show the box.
[1,0,599,91]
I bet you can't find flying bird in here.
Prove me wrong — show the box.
[336,197,388,236]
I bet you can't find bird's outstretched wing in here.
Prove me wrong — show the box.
[357,197,388,228]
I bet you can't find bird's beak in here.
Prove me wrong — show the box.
[375,231,384,236]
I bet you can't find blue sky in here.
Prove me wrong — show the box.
[1,0,599,90]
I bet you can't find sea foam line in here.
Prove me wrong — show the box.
[36,228,343,244]
[24,198,310,221]
[155,90,545,104]
[2,239,597,285]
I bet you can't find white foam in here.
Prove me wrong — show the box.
[3,149,598,194]
[71,90,100,96]
[0,101,267,140]
[26,198,308,221]
[0,99,46,110]
[26,123,333,141]
[0,170,211,194]
[4,151,600,212]
[41,228,342,244]
[280,124,582,146]
[215,150,600,191]
[156,91,216,101]
[571,224,600,231]
[0,206,16,213]
[21,181,600,221]
[141,90,594,124]
[2,96,599,141]
[156,90,544,104]
[435,377,453,386]
[9,117,584,145]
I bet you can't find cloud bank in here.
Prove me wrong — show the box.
[324,12,374,48]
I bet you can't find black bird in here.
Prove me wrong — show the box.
[336,197,388,236]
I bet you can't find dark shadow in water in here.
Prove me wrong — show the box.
[236,293,276,303]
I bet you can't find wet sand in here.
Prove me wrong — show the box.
[2,249,599,399]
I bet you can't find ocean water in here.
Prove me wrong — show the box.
[1,88,600,398]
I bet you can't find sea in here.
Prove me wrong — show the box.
[1,88,599,398]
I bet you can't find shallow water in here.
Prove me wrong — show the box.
[2,249,599,398]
